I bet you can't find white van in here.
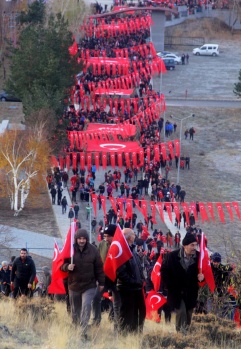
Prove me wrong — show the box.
[193,44,219,56]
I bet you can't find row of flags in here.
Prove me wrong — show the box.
[48,223,215,321]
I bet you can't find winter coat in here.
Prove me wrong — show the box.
[161,248,200,310]
[61,243,105,292]
[11,256,36,285]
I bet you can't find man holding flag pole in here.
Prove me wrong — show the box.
[161,232,205,333]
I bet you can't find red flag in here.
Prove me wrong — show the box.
[95,152,100,170]
[100,195,107,216]
[141,200,148,222]
[172,202,181,222]
[146,146,150,163]
[51,155,58,168]
[116,198,124,217]
[104,225,132,281]
[174,139,180,157]
[199,202,209,223]
[156,202,165,223]
[154,144,159,162]
[109,196,117,214]
[132,151,137,167]
[65,154,70,171]
[160,143,167,161]
[198,232,215,293]
[167,141,174,159]
[91,193,98,217]
[224,202,234,221]
[207,202,215,221]
[80,152,85,170]
[151,254,162,292]
[117,152,123,168]
[102,152,107,169]
[59,156,64,170]
[145,290,167,322]
[125,152,130,168]
[139,148,144,166]
[72,153,77,169]
[189,202,198,221]
[165,202,173,222]
[181,203,190,226]
[87,153,92,171]
[232,202,241,220]
[150,201,157,224]
[110,153,115,168]
[60,222,76,260]
[48,241,67,294]
[126,198,133,219]
[216,202,225,223]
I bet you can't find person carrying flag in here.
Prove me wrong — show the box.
[60,229,105,340]
[161,233,204,333]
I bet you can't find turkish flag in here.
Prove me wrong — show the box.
[80,152,85,170]
[232,202,241,220]
[68,41,78,56]
[117,152,123,168]
[65,154,70,171]
[199,202,209,223]
[156,202,165,223]
[146,147,150,163]
[100,195,107,216]
[125,152,130,168]
[164,202,173,222]
[87,153,92,170]
[132,151,137,167]
[109,196,117,214]
[141,200,148,222]
[91,193,98,217]
[126,198,133,219]
[189,202,198,221]
[150,201,157,224]
[72,152,77,170]
[116,198,124,217]
[161,143,167,161]
[207,202,215,221]
[104,225,132,281]
[216,202,225,223]
[139,148,144,166]
[95,152,99,170]
[60,222,76,260]
[110,153,116,168]
[154,144,159,162]
[59,156,64,170]
[174,139,180,157]
[198,232,215,293]
[102,152,107,169]
[224,202,234,221]
[151,254,162,292]
[145,290,167,322]
[48,241,67,294]
[167,141,174,159]
[172,202,181,222]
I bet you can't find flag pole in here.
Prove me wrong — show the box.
[70,221,75,264]
[199,231,204,274]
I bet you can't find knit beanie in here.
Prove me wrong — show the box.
[182,233,197,246]
[74,229,89,242]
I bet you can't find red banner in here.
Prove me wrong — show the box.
[165,202,173,222]
[109,196,117,214]
[91,193,98,217]
[181,203,190,226]
[167,141,174,159]
[65,154,70,171]
[172,202,181,222]
[156,202,165,223]
[87,153,92,170]
[126,198,133,220]
[207,202,215,221]
[232,202,241,220]
[174,139,180,157]
[102,152,107,169]
[161,143,167,161]
[141,200,148,222]
[110,153,116,168]
[199,202,209,223]
[150,201,157,224]
[100,195,107,216]
[116,198,124,217]
[80,152,85,170]
[216,202,225,223]
[95,152,99,170]
[224,202,234,221]
[139,148,144,166]
[132,151,137,167]
[146,147,150,163]
[125,152,130,168]
[117,152,123,168]
[154,144,159,162]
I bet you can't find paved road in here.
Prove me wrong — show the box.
[166,98,241,108]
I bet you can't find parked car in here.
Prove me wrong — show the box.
[157,51,171,58]
[193,44,219,56]
[0,90,21,102]
[162,58,175,71]
[163,53,181,64]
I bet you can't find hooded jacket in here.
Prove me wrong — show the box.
[61,242,105,292]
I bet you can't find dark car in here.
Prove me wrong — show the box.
[0,91,21,102]
[162,58,176,71]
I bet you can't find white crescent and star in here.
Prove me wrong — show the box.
[150,295,161,305]
[110,241,123,259]
[100,144,126,151]
[53,247,58,261]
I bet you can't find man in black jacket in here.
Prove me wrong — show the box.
[161,233,204,332]
[10,248,36,298]
[116,228,146,334]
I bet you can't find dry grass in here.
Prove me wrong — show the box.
[0,297,240,349]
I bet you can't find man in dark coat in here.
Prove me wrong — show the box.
[116,228,146,334]
[61,229,105,338]
[10,248,36,298]
[161,233,204,332]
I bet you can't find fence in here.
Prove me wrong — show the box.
[165,36,205,47]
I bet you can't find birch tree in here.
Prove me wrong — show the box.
[0,125,50,216]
